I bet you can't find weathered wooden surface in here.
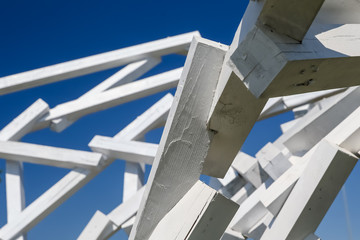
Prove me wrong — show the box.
[129,37,228,240]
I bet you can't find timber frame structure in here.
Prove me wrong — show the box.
[1,0,360,239]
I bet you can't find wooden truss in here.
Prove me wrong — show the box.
[1,0,360,239]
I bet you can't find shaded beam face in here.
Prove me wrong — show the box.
[258,0,325,41]
[148,181,239,240]
[230,24,360,98]
[130,37,228,240]
[261,140,358,240]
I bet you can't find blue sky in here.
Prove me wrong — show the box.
[0,0,359,239]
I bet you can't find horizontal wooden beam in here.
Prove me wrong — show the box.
[0,99,49,240]
[0,94,174,239]
[89,137,157,165]
[0,32,199,95]
[43,68,181,122]
[0,140,103,169]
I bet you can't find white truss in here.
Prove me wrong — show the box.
[0,0,359,240]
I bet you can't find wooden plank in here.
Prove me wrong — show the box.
[129,37,228,240]
[246,212,273,240]
[89,137,157,165]
[260,140,357,240]
[205,20,268,177]
[82,57,161,97]
[255,143,292,180]
[232,152,268,188]
[77,211,115,240]
[0,95,173,239]
[108,187,145,227]
[123,163,144,202]
[259,88,345,120]
[0,168,94,239]
[51,57,161,132]
[148,181,239,240]
[0,32,199,95]
[0,140,103,169]
[0,99,49,240]
[0,99,49,142]
[230,24,360,98]
[41,68,181,123]
[281,87,360,155]
[231,180,273,235]
[257,0,324,41]
[260,105,360,221]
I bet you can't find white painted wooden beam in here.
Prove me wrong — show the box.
[82,57,161,97]
[0,99,49,142]
[259,88,345,120]
[78,187,145,240]
[77,211,116,240]
[232,152,268,188]
[129,37,228,240]
[89,137,157,165]
[257,0,324,41]
[107,187,145,227]
[258,105,360,222]
[0,168,94,240]
[0,99,49,240]
[231,182,256,206]
[231,180,273,236]
[205,21,268,178]
[0,140,103,169]
[246,212,273,240]
[0,93,174,239]
[123,163,144,202]
[255,143,292,180]
[221,229,245,240]
[148,181,239,240]
[113,93,173,141]
[51,57,161,132]
[0,32,199,95]
[260,140,358,240]
[41,68,181,124]
[77,94,174,239]
[281,87,360,155]
[230,24,360,98]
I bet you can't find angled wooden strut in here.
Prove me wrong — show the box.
[204,0,360,178]
[148,181,238,240]
[76,93,174,239]
[51,57,161,132]
[0,99,49,240]
[0,93,174,240]
[34,68,182,131]
[0,31,199,95]
[230,23,360,98]
[261,140,358,240]
[129,37,228,240]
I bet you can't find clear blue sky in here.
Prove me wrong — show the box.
[0,0,359,239]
